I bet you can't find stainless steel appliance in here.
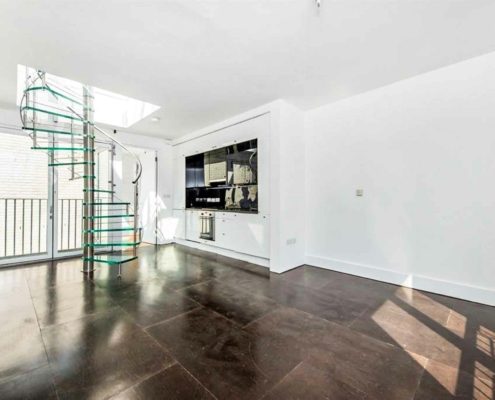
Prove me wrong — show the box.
[199,212,215,241]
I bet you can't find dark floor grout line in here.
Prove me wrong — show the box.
[242,307,280,329]
[346,304,372,329]
[411,357,428,400]
[138,328,218,400]
[257,361,304,400]
[107,364,176,399]
[175,278,215,292]
[38,304,122,332]
[26,276,61,400]
[198,303,247,328]
[143,306,204,331]
[283,305,399,351]
[176,360,220,400]
[141,305,204,330]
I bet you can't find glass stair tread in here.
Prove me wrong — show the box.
[49,161,95,166]
[84,227,139,233]
[21,106,85,122]
[32,146,93,151]
[83,189,115,194]
[83,202,130,206]
[84,242,141,247]
[24,86,93,110]
[83,214,134,219]
[22,127,94,138]
[83,254,137,265]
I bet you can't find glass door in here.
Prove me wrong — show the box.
[0,131,53,266]
[0,130,114,266]
[53,142,113,259]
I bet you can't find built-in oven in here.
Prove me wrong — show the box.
[199,212,215,241]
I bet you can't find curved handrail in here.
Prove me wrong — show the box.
[67,106,142,184]
[20,73,142,185]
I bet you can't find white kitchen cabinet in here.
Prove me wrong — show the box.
[185,210,201,242]
[214,213,269,258]
[172,209,186,240]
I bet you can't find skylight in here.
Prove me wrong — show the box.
[17,64,160,128]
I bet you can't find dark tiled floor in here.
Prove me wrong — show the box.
[0,244,493,399]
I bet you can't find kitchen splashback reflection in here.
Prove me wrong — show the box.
[185,139,258,212]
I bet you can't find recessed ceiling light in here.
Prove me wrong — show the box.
[151,116,160,122]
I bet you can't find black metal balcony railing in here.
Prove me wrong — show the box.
[0,198,48,258]
[0,198,83,259]
[58,198,83,252]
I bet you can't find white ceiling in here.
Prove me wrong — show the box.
[1,0,495,139]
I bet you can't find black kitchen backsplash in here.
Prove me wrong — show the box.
[185,139,258,213]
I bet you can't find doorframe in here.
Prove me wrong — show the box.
[124,144,158,246]
[0,132,114,267]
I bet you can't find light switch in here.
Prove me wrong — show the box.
[356,189,363,197]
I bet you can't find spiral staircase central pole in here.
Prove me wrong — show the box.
[82,86,95,273]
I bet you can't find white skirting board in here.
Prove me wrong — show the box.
[306,254,495,307]
[174,238,270,267]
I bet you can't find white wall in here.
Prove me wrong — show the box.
[115,131,173,244]
[269,102,306,273]
[305,52,495,306]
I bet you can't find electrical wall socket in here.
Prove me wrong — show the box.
[286,238,297,245]
[356,189,363,197]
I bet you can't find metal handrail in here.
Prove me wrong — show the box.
[20,72,142,185]
[67,106,142,184]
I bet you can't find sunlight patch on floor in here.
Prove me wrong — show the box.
[371,299,462,394]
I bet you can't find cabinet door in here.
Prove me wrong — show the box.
[214,213,269,258]
[172,210,185,240]
[185,211,200,242]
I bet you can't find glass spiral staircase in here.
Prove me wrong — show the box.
[19,70,142,275]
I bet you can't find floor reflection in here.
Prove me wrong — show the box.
[0,244,493,399]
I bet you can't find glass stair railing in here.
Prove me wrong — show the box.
[20,69,142,276]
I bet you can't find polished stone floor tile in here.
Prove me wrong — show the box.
[393,287,453,326]
[179,279,278,326]
[308,330,426,400]
[113,364,215,400]
[0,298,48,381]
[107,279,201,328]
[1,244,494,399]
[270,281,369,326]
[248,307,425,400]
[218,267,369,326]
[320,271,399,307]
[350,297,495,380]
[0,365,58,400]
[41,308,175,399]
[25,259,90,292]
[281,264,340,290]
[147,307,284,400]
[414,358,493,400]
[32,280,116,328]
[263,357,370,400]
